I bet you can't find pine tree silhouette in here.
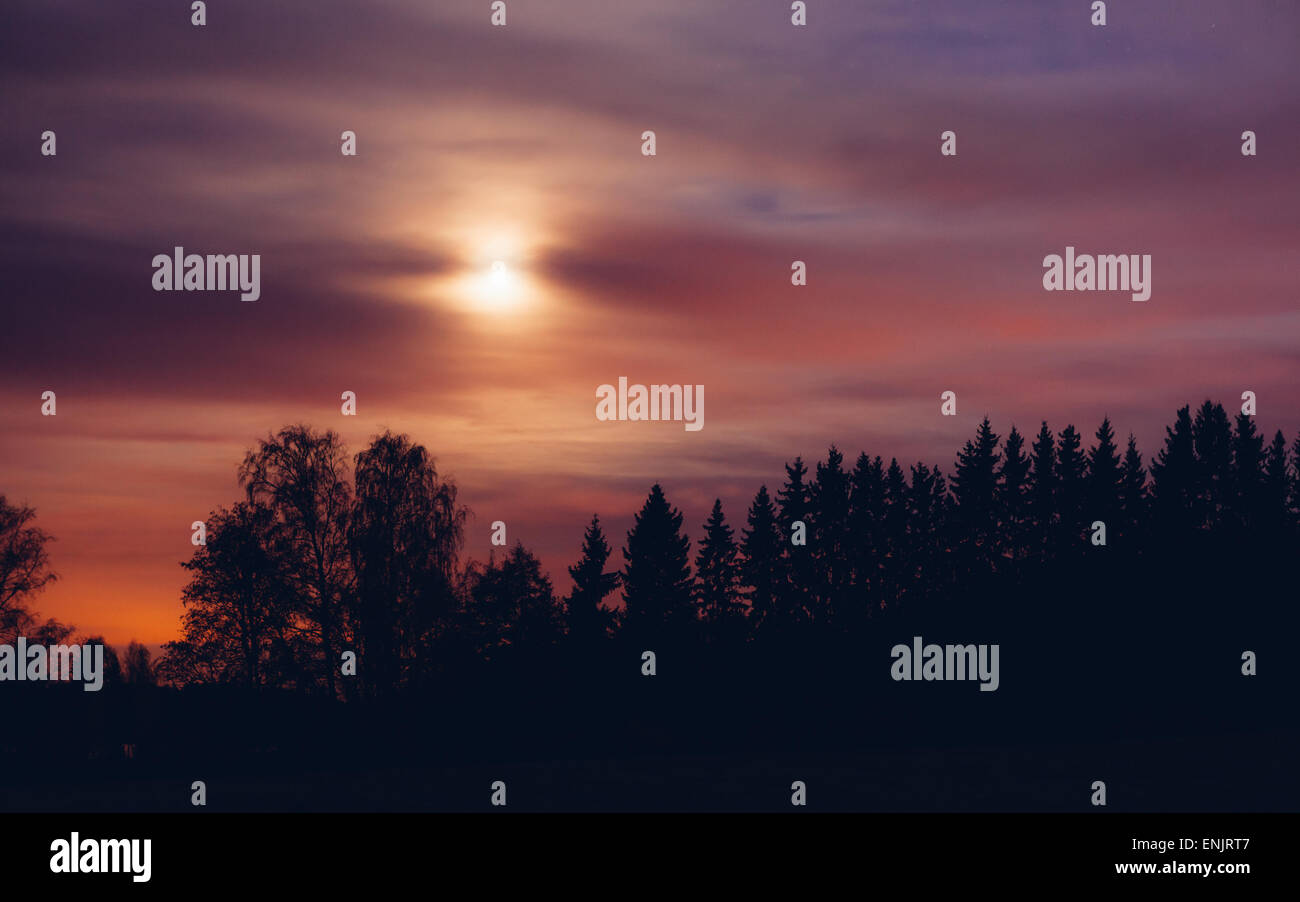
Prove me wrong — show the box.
[509,544,564,650]
[1192,401,1233,529]
[848,453,885,618]
[907,462,947,605]
[1230,412,1265,533]
[1086,417,1123,543]
[928,466,951,589]
[1290,430,1300,523]
[1028,421,1058,560]
[621,484,695,647]
[739,485,782,635]
[565,514,620,644]
[1118,433,1149,545]
[776,458,813,624]
[695,499,743,642]
[1263,430,1291,536]
[1151,405,1196,537]
[810,446,852,629]
[997,426,1030,565]
[880,458,909,610]
[468,542,563,659]
[1054,424,1087,551]
[952,417,1000,576]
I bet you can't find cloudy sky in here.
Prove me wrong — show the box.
[2,0,1297,643]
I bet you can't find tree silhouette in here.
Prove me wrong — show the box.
[1191,401,1233,530]
[565,515,619,644]
[907,462,948,605]
[880,458,909,610]
[1230,412,1265,534]
[739,485,782,636]
[240,425,353,698]
[20,616,75,646]
[350,431,466,696]
[79,637,123,687]
[8,399,1293,815]
[123,640,155,686]
[120,398,1298,734]
[848,454,885,616]
[997,426,1030,565]
[467,543,562,660]
[1118,433,1148,545]
[951,417,1000,576]
[695,499,744,642]
[1054,424,1087,551]
[0,495,59,643]
[810,446,852,629]
[1290,430,1300,522]
[1150,405,1197,536]
[154,640,216,685]
[1087,417,1122,542]
[1263,431,1291,536]
[175,502,294,688]
[621,484,694,646]
[1028,422,1058,560]
[776,458,813,624]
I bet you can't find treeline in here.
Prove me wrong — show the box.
[154,400,1299,698]
[0,495,156,685]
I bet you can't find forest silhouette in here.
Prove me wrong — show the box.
[2,400,1295,811]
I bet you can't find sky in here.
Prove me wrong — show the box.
[1,0,1298,645]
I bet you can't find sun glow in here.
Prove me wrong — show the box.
[438,223,540,314]
[463,259,526,312]
[404,216,549,317]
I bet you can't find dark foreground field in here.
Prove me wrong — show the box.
[4,729,1296,812]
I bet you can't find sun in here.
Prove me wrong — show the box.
[468,260,525,311]
[417,223,542,316]
[489,260,512,290]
